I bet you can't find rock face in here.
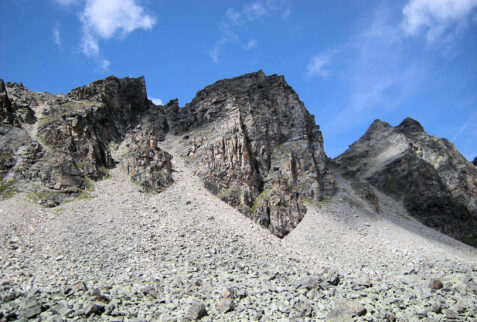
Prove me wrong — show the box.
[473,156,477,166]
[0,71,334,237]
[0,76,173,205]
[7,72,476,244]
[336,118,477,246]
[168,71,335,237]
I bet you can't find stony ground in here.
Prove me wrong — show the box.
[1,135,476,321]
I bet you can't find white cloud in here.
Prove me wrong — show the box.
[150,97,163,105]
[53,23,61,48]
[210,1,290,63]
[244,3,267,20]
[60,0,156,70]
[81,0,155,41]
[55,0,81,6]
[225,8,243,26]
[81,27,100,57]
[306,51,334,78]
[101,59,110,71]
[402,0,477,43]
[244,39,257,50]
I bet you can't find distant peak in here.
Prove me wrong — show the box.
[367,119,392,132]
[397,117,425,133]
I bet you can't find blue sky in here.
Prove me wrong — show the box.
[1,0,476,160]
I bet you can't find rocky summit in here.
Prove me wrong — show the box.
[335,117,477,246]
[1,72,477,321]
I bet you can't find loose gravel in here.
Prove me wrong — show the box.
[1,135,476,321]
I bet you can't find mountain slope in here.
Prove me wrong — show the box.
[1,133,476,321]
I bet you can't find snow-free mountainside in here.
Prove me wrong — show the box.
[1,72,476,321]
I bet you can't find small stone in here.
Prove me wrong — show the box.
[222,287,237,299]
[429,279,443,291]
[445,309,459,320]
[72,281,88,293]
[431,303,443,314]
[466,280,477,294]
[383,312,396,322]
[326,300,366,320]
[82,302,105,316]
[50,302,68,316]
[22,296,42,319]
[217,299,234,313]
[327,272,340,286]
[185,302,208,320]
[252,309,263,320]
[297,277,322,290]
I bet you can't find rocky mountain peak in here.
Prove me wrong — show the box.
[336,117,477,246]
[397,117,425,134]
[167,71,335,237]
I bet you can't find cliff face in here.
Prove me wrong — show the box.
[0,76,173,206]
[336,118,477,246]
[167,71,335,237]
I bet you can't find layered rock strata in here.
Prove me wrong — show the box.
[167,71,335,237]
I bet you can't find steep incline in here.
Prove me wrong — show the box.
[335,118,477,246]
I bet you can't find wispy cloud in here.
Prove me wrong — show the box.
[243,3,267,20]
[325,5,424,133]
[150,97,163,105]
[55,0,81,6]
[100,59,110,71]
[244,39,258,50]
[402,0,477,43]
[53,23,61,48]
[306,50,335,78]
[209,0,290,63]
[452,110,477,141]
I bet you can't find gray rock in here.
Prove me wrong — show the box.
[185,302,208,320]
[21,296,42,319]
[50,302,68,316]
[326,300,366,321]
[429,279,443,291]
[297,277,322,290]
[82,302,105,316]
[217,299,234,313]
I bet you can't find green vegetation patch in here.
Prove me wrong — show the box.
[217,188,232,199]
[0,178,18,199]
[251,189,271,212]
[302,196,314,205]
